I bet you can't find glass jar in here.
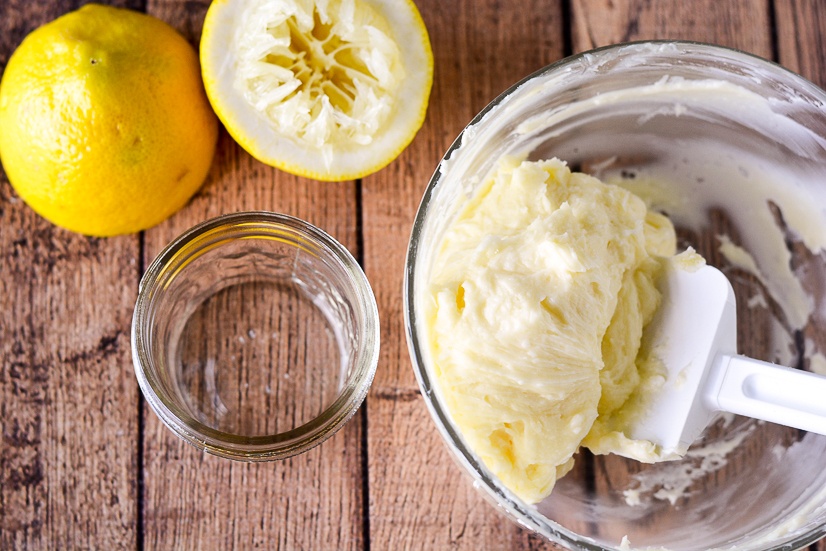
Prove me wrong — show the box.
[405,41,826,551]
[132,211,379,460]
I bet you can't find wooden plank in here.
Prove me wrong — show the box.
[4,0,826,549]
[362,1,566,549]
[140,2,365,549]
[569,2,819,550]
[775,0,826,90]
[570,0,772,55]
[0,1,143,549]
[0,204,140,551]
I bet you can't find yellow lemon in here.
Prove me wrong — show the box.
[200,0,433,181]
[0,4,219,236]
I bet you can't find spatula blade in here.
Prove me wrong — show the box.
[628,264,738,457]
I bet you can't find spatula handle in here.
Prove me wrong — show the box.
[712,354,826,435]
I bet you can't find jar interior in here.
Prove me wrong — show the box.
[143,225,362,440]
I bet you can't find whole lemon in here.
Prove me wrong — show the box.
[0,4,218,236]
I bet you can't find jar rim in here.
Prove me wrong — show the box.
[132,211,380,460]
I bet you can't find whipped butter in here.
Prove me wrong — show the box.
[425,157,679,504]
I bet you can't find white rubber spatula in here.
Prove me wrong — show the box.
[627,264,826,457]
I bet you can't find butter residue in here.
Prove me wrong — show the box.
[806,338,826,376]
[672,247,705,272]
[623,424,754,506]
[618,535,673,551]
[717,234,812,329]
[425,158,680,504]
[602,149,821,368]
[747,292,769,310]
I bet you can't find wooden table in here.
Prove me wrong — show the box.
[2,0,826,549]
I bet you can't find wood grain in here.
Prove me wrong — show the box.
[776,0,826,90]
[0,2,143,550]
[2,0,826,549]
[569,3,826,551]
[361,1,566,550]
[0,200,140,551]
[139,2,365,549]
[571,0,772,55]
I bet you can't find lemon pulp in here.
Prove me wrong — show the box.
[201,0,433,181]
[235,0,403,158]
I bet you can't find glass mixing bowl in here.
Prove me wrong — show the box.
[404,41,826,551]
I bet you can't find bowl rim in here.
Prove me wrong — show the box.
[403,39,826,551]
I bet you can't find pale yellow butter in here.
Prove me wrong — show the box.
[426,158,678,504]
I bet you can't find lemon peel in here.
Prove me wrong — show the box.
[0,4,218,236]
[201,0,433,181]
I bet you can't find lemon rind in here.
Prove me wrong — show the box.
[200,0,433,182]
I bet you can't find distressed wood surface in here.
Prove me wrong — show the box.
[140,3,365,550]
[0,1,143,549]
[1,0,826,549]
[139,139,365,551]
[571,0,772,55]
[361,0,564,549]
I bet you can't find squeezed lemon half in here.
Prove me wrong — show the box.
[200,0,433,181]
